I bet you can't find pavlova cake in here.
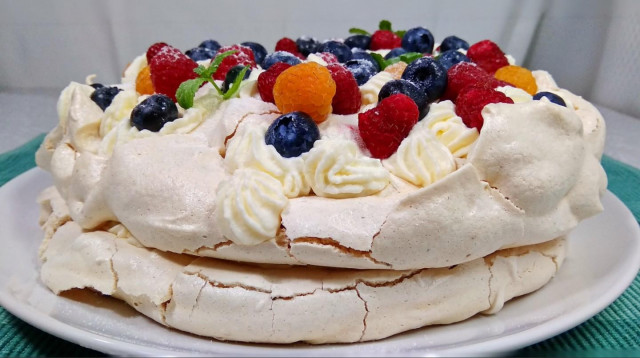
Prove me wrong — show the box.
[34,21,607,343]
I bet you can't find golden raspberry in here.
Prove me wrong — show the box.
[273,62,336,123]
[135,65,155,95]
[494,65,537,95]
[384,61,408,79]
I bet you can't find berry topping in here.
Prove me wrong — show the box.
[222,65,252,93]
[146,42,171,63]
[533,92,567,107]
[296,36,320,57]
[264,111,320,158]
[185,47,217,62]
[211,45,256,81]
[370,30,402,51]
[317,41,353,63]
[455,85,513,131]
[441,62,494,101]
[90,86,122,111]
[344,59,379,86]
[275,37,304,59]
[383,61,408,79]
[358,94,419,159]
[350,49,380,71]
[257,62,292,104]
[199,39,221,52]
[344,34,371,50]
[241,41,268,65]
[401,27,435,54]
[130,94,179,132]
[135,65,155,95]
[466,40,509,74]
[378,79,429,119]
[327,63,362,115]
[493,65,538,95]
[384,47,408,60]
[149,46,199,102]
[90,83,104,89]
[312,52,340,65]
[439,35,470,52]
[401,57,448,103]
[437,50,471,71]
[272,62,336,123]
[261,51,302,70]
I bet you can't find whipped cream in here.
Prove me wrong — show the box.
[121,54,148,85]
[383,123,456,187]
[303,139,389,198]
[215,168,288,245]
[225,122,310,198]
[359,71,394,107]
[423,100,479,157]
[495,86,533,103]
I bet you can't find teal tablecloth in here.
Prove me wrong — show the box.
[1,135,639,357]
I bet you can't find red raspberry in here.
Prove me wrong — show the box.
[257,62,292,104]
[370,30,402,51]
[146,42,171,63]
[212,45,256,81]
[467,40,509,75]
[275,37,305,59]
[327,64,361,115]
[314,52,340,65]
[442,62,509,101]
[454,85,514,131]
[358,94,419,159]
[149,46,198,102]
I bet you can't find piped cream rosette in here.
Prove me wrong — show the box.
[36,70,606,270]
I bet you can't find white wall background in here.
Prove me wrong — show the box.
[1,0,639,118]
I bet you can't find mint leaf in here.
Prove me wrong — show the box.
[193,65,208,76]
[379,20,392,31]
[222,66,249,100]
[349,27,370,36]
[399,52,423,64]
[370,52,388,70]
[394,30,406,38]
[176,78,207,109]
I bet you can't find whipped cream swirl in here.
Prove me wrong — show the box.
[423,100,479,157]
[225,122,310,198]
[215,168,288,245]
[303,139,389,198]
[383,123,456,187]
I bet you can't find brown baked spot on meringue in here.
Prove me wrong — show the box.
[291,237,392,267]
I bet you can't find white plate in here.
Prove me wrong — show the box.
[1,168,639,357]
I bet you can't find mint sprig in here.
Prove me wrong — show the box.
[175,50,248,109]
[349,27,370,36]
[370,52,422,70]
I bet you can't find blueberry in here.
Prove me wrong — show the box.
[437,50,471,71]
[265,112,320,158]
[199,39,221,52]
[90,86,122,111]
[185,47,217,61]
[90,83,104,89]
[344,34,371,50]
[384,47,408,60]
[344,59,379,86]
[440,35,470,52]
[533,92,567,107]
[222,65,252,93]
[378,79,429,119]
[261,51,302,70]
[351,49,380,71]
[130,94,179,132]
[401,57,447,103]
[241,41,267,65]
[296,36,319,57]
[401,27,435,54]
[316,41,353,63]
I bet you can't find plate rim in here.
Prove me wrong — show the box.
[0,168,639,357]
